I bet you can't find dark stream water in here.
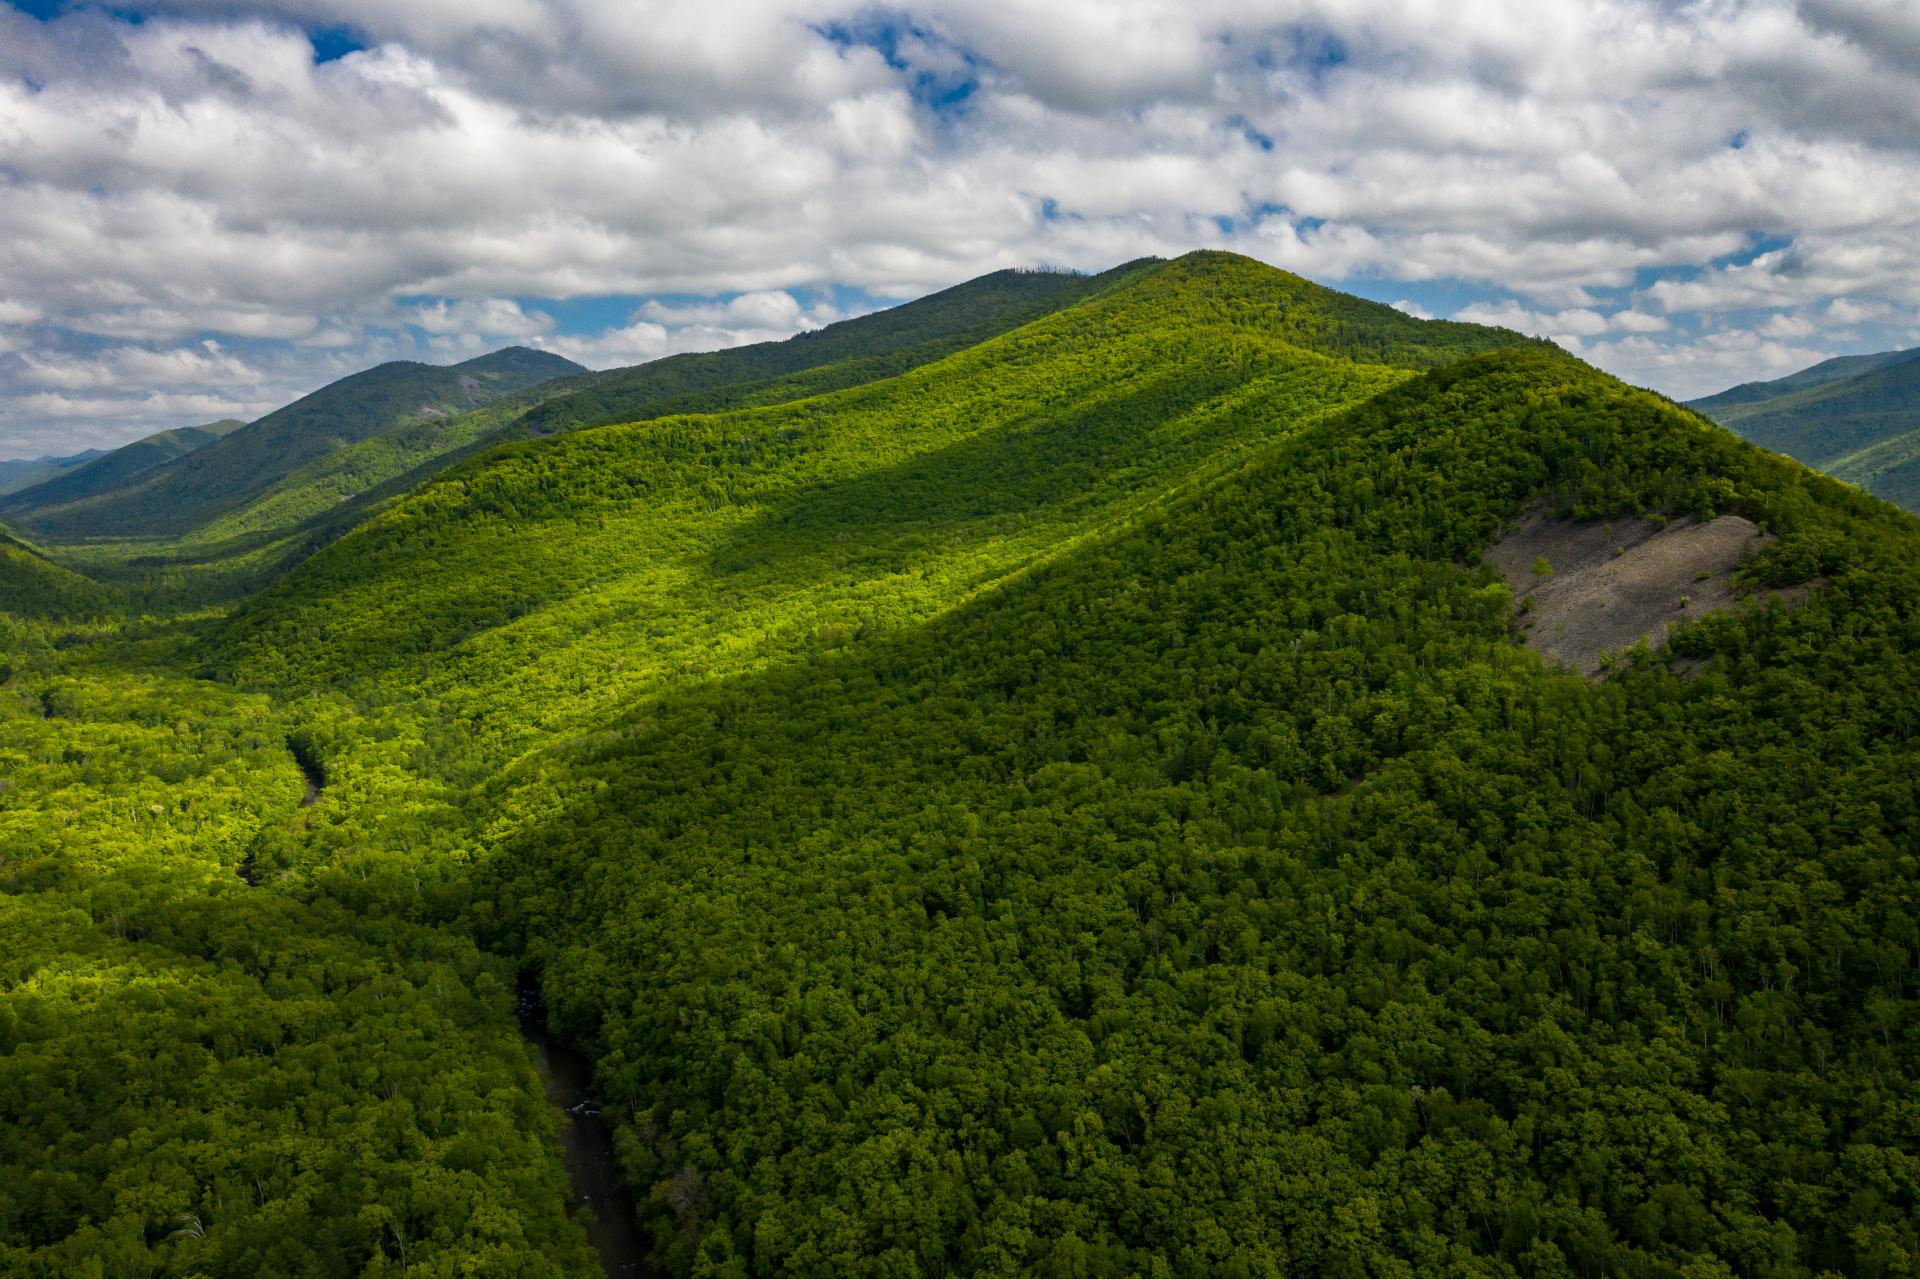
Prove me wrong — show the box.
[516,975,656,1278]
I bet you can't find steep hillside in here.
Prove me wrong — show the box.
[475,349,1916,1278]
[186,267,1138,551]
[6,348,583,540]
[0,448,106,496]
[0,420,242,516]
[505,265,1154,441]
[10,250,1918,1278]
[0,525,111,620]
[1690,348,1920,510]
[221,252,1544,751]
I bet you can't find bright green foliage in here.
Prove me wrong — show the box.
[0,527,110,620]
[5,348,583,541]
[22,265,1143,614]
[0,621,598,1277]
[5,251,1918,1279]
[505,265,1153,441]
[219,253,1534,758]
[481,350,1920,1278]
[1690,348,1920,511]
[0,420,242,516]
[188,267,1151,575]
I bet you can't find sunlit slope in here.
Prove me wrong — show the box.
[220,252,1542,758]
[482,349,1919,1278]
[0,419,242,517]
[8,348,583,540]
[504,265,1155,443]
[1690,348,1920,511]
[183,265,1153,556]
[183,380,594,548]
[0,526,110,619]
[0,645,596,1276]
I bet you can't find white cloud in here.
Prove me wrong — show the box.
[3,0,1920,446]
[408,297,556,338]
[1760,312,1818,339]
[1454,300,1609,340]
[1577,328,1838,400]
[1389,300,1432,320]
[1826,297,1892,325]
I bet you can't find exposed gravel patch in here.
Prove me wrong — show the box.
[1485,511,1776,675]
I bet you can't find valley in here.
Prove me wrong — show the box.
[2,252,1917,1278]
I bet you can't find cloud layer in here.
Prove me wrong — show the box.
[2,0,1918,453]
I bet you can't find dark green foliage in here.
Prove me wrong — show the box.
[0,527,111,620]
[0,420,242,516]
[6,252,1918,1279]
[0,448,108,497]
[1690,348,1920,511]
[6,348,583,540]
[484,351,1920,1278]
[505,264,1154,440]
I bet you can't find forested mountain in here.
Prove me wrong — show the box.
[0,419,242,515]
[503,265,1155,442]
[3,251,1918,1278]
[0,525,110,619]
[176,266,1159,563]
[2,348,583,540]
[1690,347,1920,510]
[0,448,106,496]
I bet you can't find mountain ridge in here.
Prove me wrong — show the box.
[3,347,583,540]
[1688,347,1920,512]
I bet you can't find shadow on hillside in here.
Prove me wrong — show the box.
[698,354,1275,588]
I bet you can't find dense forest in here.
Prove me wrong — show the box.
[2,252,1915,1278]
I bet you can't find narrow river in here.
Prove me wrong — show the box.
[516,974,656,1278]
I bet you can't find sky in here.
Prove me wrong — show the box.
[2,0,1919,456]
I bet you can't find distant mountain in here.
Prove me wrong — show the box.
[0,420,242,515]
[3,348,583,540]
[14,250,1920,1279]
[223,251,1549,691]
[119,267,1171,578]
[0,447,107,496]
[501,265,1155,444]
[1689,346,1920,510]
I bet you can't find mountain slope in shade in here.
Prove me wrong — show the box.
[0,448,108,496]
[480,349,1913,1279]
[1689,347,1920,510]
[0,420,243,516]
[0,524,111,619]
[7,250,1920,1278]
[220,251,1546,710]
[186,268,1141,553]
[5,348,584,540]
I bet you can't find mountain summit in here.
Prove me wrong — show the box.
[3,251,1917,1279]
[1,347,584,541]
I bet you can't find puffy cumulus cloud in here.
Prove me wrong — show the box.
[537,290,851,369]
[1572,327,1842,399]
[1454,300,1610,341]
[407,298,556,338]
[1,0,1918,449]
